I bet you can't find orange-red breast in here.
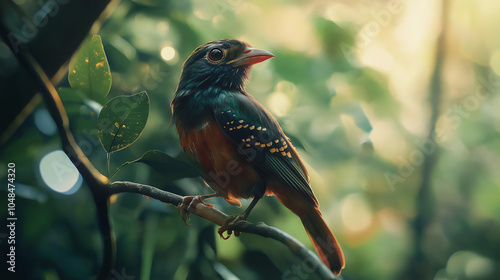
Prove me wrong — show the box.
[171,39,345,275]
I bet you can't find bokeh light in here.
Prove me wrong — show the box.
[34,109,57,136]
[267,91,291,117]
[341,193,373,233]
[39,150,82,195]
[446,251,495,279]
[161,46,176,61]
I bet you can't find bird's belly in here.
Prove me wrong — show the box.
[179,118,261,205]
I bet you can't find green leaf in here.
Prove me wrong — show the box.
[111,150,200,181]
[69,34,112,101]
[97,91,149,153]
[57,87,85,103]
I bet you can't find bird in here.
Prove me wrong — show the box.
[171,39,345,275]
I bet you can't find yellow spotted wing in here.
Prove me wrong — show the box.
[214,91,317,205]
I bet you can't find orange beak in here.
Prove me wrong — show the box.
[229,47,274,67]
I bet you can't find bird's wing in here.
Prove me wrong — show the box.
[213,92,318,206]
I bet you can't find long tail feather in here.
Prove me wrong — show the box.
[300,206,345,275]
[271,185,345,275]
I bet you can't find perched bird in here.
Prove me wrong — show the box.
[171,39,345,275]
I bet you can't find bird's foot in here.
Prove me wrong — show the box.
[217,213,247,240]
[178,196,214,225]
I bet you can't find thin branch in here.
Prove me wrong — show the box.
[407,0,448,279]
[108,181,337,280]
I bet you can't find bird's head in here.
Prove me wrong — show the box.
[176,39,274,92]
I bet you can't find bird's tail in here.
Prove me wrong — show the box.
[270,185,345,275]
[300,206,345,275]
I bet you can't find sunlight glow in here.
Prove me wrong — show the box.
[341,193,373,232]
[264,7,320,54]
[267,91,291,117]
[370,120,409,164]
[359,46,395,72]
[489,50,500,76]
[267,81,296,117]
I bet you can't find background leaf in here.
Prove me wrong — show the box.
[97,91,149,153]
[69,34,112,101]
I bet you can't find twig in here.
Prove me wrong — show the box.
[108,181,337,280]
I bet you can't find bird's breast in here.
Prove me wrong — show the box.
[177,116,262,205]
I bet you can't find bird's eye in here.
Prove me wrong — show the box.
[208,48,224,62]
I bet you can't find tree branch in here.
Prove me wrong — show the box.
[0,21,114,280]
[108,181,338,280]
[406,1,448,279]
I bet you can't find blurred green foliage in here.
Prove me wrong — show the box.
[1,0,500,280]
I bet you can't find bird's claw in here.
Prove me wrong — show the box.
[177,196,214,225]
[219,229,241,240]
[217,214,246,239]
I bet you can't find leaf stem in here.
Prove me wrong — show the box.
[108,161,129,181]
[107,152,111,178]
